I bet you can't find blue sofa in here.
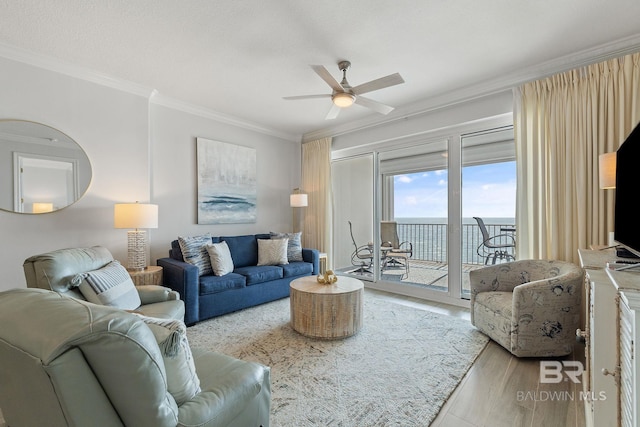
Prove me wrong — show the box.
[157,233,319,325]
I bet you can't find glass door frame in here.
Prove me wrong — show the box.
[331,113,513,308]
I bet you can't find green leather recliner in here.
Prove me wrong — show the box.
[0,288,271,426]
[23,246,185,321]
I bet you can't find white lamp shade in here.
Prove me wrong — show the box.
[599,152,617,189]
[114,203,158,229]
[290,193,308,208]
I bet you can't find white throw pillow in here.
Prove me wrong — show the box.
[75,260,141,310]
[257,238,289,266]
[205,241,234,276]
[135,314,201,405]
[178,233,213,276]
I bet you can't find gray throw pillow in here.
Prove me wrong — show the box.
[205,241,234,276]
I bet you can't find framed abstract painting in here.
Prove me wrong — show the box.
[196,137,256,224]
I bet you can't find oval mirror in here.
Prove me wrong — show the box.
[0,119,92,214]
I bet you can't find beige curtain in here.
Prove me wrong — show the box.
[301,137,333,264]
[514,52,640,263]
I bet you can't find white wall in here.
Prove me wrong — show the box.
[0,56,301,291]
[149,104,299,264]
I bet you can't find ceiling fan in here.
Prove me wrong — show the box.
[283,60,405,120]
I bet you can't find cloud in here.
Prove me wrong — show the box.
[404,196,418,205]
[395,175,413,183]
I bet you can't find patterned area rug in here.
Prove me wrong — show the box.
[187,289,489,426]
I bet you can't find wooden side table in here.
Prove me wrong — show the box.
[128,266,163,286]
[290,275,363,339]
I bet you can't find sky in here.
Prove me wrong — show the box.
[393,161,516,220]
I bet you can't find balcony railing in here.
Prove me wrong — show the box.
[397,222,515,265]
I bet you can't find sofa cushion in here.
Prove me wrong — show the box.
[75,260,141,310]
[178,234,214,276]
[475,291,513,319]
[205,241,234,276]
[234,265,283,286]
[257,238,289,266]
[221,235,258,268]
[270,231,303,262]
[281,261,313,278]
[134,314,201,405]
[199,273,246,295]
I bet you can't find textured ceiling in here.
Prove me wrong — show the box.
[1,1,640,141]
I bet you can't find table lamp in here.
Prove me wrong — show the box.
[114,202,158,271]
[599,152,616,245]
[599,152,616,190]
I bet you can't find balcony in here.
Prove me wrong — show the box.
[344,221,516,298]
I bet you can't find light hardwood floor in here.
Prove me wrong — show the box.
[369,288,586,427]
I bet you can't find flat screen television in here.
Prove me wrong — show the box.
[614,121,640,257]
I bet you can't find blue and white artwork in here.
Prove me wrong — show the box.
[196,138,256,224]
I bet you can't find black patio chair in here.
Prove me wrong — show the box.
[473,217,516,265]
[348,221,373,274]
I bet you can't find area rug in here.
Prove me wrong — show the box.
[187,289,489,426]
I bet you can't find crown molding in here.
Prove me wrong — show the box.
[303,33,640,143]
[0,42,300,143]
[0,42,154,98]
[149,93,300,142]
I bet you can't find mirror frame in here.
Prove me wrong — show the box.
[0,119,92,214]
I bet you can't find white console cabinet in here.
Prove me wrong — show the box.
[579,248,640,427]
[608,270,640,427]
[579,249,620,427]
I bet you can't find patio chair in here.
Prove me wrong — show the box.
[348,221,373,274]
[473,217,515,265]
[380,221,413,267]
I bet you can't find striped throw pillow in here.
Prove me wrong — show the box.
[178,233,213,276]
[134,314,201,405]
[76,260,141,310]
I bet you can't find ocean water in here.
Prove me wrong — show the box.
[393,217,516,264]
[396,217,515,225]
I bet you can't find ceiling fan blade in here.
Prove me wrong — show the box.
[283,94,331,100]
[311,65,343,92]
[351,73,405,95]
[355,96,395,115]
[325,103,341,120]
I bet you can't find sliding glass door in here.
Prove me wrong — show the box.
[330,118,516,306]
[331,154,375,277]
[378,139,451,294]
[461,127,516,298]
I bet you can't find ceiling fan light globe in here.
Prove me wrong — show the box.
[332,92,355,108]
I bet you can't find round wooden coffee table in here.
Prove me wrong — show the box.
[289,275,363,339]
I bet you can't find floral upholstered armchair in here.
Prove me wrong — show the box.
[469,259,584,357]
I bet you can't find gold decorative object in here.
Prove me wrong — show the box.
[317,269,338,285]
